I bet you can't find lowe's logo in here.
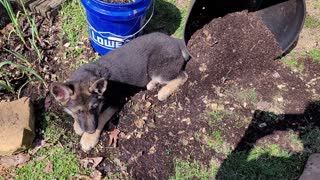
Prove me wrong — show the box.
[90,28,129,49]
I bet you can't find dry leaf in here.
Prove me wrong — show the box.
[0,153,30,168]
[148,145,156,155]
[44,161,53,173]
[108,129,120,148]
[73,174,92,180]
[80,157,103,169]
[134,118,145,129]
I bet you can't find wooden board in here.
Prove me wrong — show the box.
[15,0,66,18]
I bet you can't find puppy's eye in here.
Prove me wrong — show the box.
[76,110,83,114]
[91,103,99,109]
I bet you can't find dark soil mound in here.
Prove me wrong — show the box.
[187,11,283,85]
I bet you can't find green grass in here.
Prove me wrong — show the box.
[217,144,306,180]
[208,110,230,124]
[15,146,84,179]
[14,112,83,178]
[281,57,304,73]
[301,127,320,153]
[304,14,320,29]
[313,0,320,9]
[60,0,87,58]
[226,88,258,106]
[170,158,219,180]
[196,130,232,155]
[145,0,191,38]
[287,130,304,152]
[309,48,320,62]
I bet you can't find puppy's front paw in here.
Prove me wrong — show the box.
[158,87,171,101]
[146,81,157,91]
[73,121,84,136]
[80,132,100,152]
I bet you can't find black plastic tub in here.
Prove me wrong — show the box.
[183,0,306,55]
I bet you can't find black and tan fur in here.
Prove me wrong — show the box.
[50,32,190,151]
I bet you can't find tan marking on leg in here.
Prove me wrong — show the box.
[158,72,188,101]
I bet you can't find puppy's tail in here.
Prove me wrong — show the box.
[178,39,192,62]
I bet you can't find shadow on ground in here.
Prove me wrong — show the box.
[144,0,182,35]
[216,101,320,180]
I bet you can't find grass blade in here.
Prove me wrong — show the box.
[3,48,31,65]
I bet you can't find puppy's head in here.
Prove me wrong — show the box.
[50,78,107,134]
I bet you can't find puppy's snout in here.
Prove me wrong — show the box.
[79,115,97,134]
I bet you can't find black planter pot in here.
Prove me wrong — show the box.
[183,0,306,55]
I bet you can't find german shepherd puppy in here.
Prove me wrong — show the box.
[50,32,190,151]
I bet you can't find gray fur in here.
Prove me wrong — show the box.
[67,32,190,87]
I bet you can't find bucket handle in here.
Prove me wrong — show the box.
[80,0,155,42]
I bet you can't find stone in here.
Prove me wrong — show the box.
[0,97,35,155]
[299,153,320,180]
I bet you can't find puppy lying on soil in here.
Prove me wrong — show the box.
[50,32,191,151]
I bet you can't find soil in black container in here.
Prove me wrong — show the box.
[187,11,283,86]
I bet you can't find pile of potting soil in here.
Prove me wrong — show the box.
[187,11,283,85]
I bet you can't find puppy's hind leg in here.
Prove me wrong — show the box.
[158,71,188,101]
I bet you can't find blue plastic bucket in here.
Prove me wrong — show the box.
[80,0,153,55]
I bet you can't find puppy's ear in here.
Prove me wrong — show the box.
[89,78,107,95]
[50,82,73,103]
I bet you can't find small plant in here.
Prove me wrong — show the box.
[0,60,46,97]
[170,158,219,180]
[309,48,320,62]
[207,110,234,126]
[195,130,232,155]
[0,0,27,45]
[1,0,43,61]
[226,88,258,106]
[304,14,320,29]
[281,57,304,74]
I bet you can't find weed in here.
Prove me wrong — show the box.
[15,146,86,179]
[196,130,232,155]
[226,88,258,106]
[304,14,320,28]
[0,0,26,45]
[0,60,46,97]
[281,57,304,73]
[170,158,219,180]
[308,48,320,62]
[208,110,230,124]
